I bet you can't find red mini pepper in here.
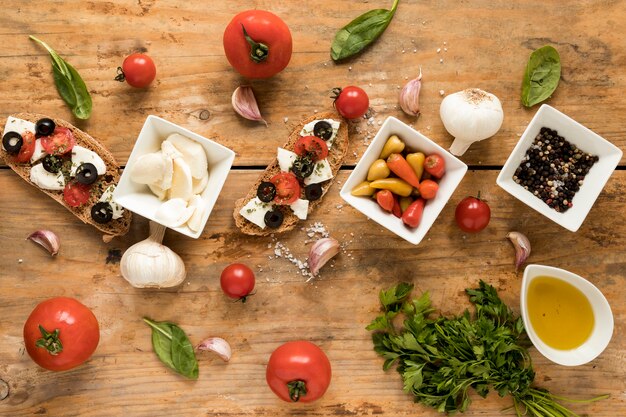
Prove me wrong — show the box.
[402,198,425,228]
[418,179,439,200]
[392,194,402,218]
[387,153,421,188]
[424,154,446,179]
[376,190,395,212]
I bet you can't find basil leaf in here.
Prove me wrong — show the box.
[331,0,400,61]
[521,45,561,107]
[143,318,199,380]
[149,321,176,370]
[29,35,93,120]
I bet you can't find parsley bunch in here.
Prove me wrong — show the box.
[367,281,607,416]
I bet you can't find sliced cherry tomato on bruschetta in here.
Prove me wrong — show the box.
[270,172,301,205]
[294,136,328,162]
[63,182,91,207]
[12,131,36,163]
[41,127,75,155]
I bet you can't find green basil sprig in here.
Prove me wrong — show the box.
[143,317,199,380]
[331,0,400,61]
[29,36,92,120]
[521,45,561,107]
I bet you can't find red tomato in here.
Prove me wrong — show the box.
[223,10,292,79]
[220,263,256,302]
[424,154,445,178]
[270,172,301,205]
[376,190,394,212]
[294,136,329,162]
[333,86,369,119]
[266,341,332,403]
[418,179,439,200]
[13,131,36,163]
[41,127,75,155]
[23,297,99,371]
[117,53,156,88]
[63,182,91,207]
[455,195,491,233]
[402,198,425,228]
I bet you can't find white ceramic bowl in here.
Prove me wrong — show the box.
[520,264,613,366]
[114,115,235,239]
[497,105,622,232]
[340,117,467,245]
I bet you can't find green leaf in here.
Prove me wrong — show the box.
[30,35,92,119]
[143,317,199,380]
[330,0,400,61]
[150,322,176,370]
[379,282,413,312]
[521,45,561,107]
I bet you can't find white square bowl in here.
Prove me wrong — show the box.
[340,116,468,245]
[113,115,236,239]
[496,105,622,232]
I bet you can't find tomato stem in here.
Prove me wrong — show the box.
[477,190,481,200]
[35,324,63,355]
[114,67,126,82]
[287,380,307,402]
[241,24,269,63]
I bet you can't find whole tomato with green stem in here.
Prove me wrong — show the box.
[266,340,332,403]
[23,297,100,371]
[223,10,292,79]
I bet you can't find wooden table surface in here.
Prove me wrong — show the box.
[1,1,624,416]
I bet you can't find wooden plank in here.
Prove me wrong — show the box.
[0,169,624,416]
[0,0,624,167]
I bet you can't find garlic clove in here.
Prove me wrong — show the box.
[197,337,232,362]
[399,68,422,117]
[507,231,531,272]
[232,86,267,126]
[308,237,340,276]
[27,229,60,256]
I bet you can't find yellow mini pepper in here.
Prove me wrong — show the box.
[406,152,425,181]
[369,178,413,197]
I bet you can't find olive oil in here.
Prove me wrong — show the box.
[527,276,594,350]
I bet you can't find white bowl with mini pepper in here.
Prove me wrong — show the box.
[340,117,468,244]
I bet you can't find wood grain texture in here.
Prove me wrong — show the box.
[0,169,624,416]
[0,0,624,167]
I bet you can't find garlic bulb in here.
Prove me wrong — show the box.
[121,222,186,288]
[439,88,504,156]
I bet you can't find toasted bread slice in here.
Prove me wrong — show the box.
[233,112,349,236]
[1,113,131,238]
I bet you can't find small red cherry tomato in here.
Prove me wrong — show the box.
[270,172,301,205]
[220,263,256,302]
[41,127,75,155]
[13,131,36,163]
[116,53,156,88]
[332,86,369,119]
[424,154,445,178]
[402,198,425,228]
[266,340,332,403]
[63,182,91,207]
[455,195,491,233]
[294,136,329,162]
[376,190,395,212]
[418,179,439,200]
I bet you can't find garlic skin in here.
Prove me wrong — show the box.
[197,337,232,362]
[507,231,531,272]
[121,222,186,288]
[308,238,340,277]
[399,68,422,117]
[232,86,267,126]
[28,230,60,256]
[439,88,504,156]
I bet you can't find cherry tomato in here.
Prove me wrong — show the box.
[424,154,445,178]
[266,340,332,403]
[294,136,329,162]
[23,297,99,371]
[418,179,439,200]
[220,263,256,302]
[402,198,425,228]
[333,86,369,119]
[455,195,491,233]
[41,127,75,155]
[63,182,91,207]
[116,53,156,88]
[223,10,292,79]
[270,172,301,205]
[376,190,394,212]
[12,131,36,163]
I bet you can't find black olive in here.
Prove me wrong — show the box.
[76,163,99,185]
[2,131,23,154]
[291,156,314,179]
[257,181,277,203]
[264,209,284,229]
[305,183,323,201]
[91,202,113,224]
[313,121,333,140]
[35,118,56,136]
[42,155,63,174]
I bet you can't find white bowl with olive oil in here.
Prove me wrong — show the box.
[520,264,613,366]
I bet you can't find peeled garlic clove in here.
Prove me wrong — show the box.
[308,238,340,276]
[27,230,60,256]
[399,68,422,117]
[507,231,531,272]
[232,86,267,126]
[197,337,232,362]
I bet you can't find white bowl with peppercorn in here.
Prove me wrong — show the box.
[497,105,622,232]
